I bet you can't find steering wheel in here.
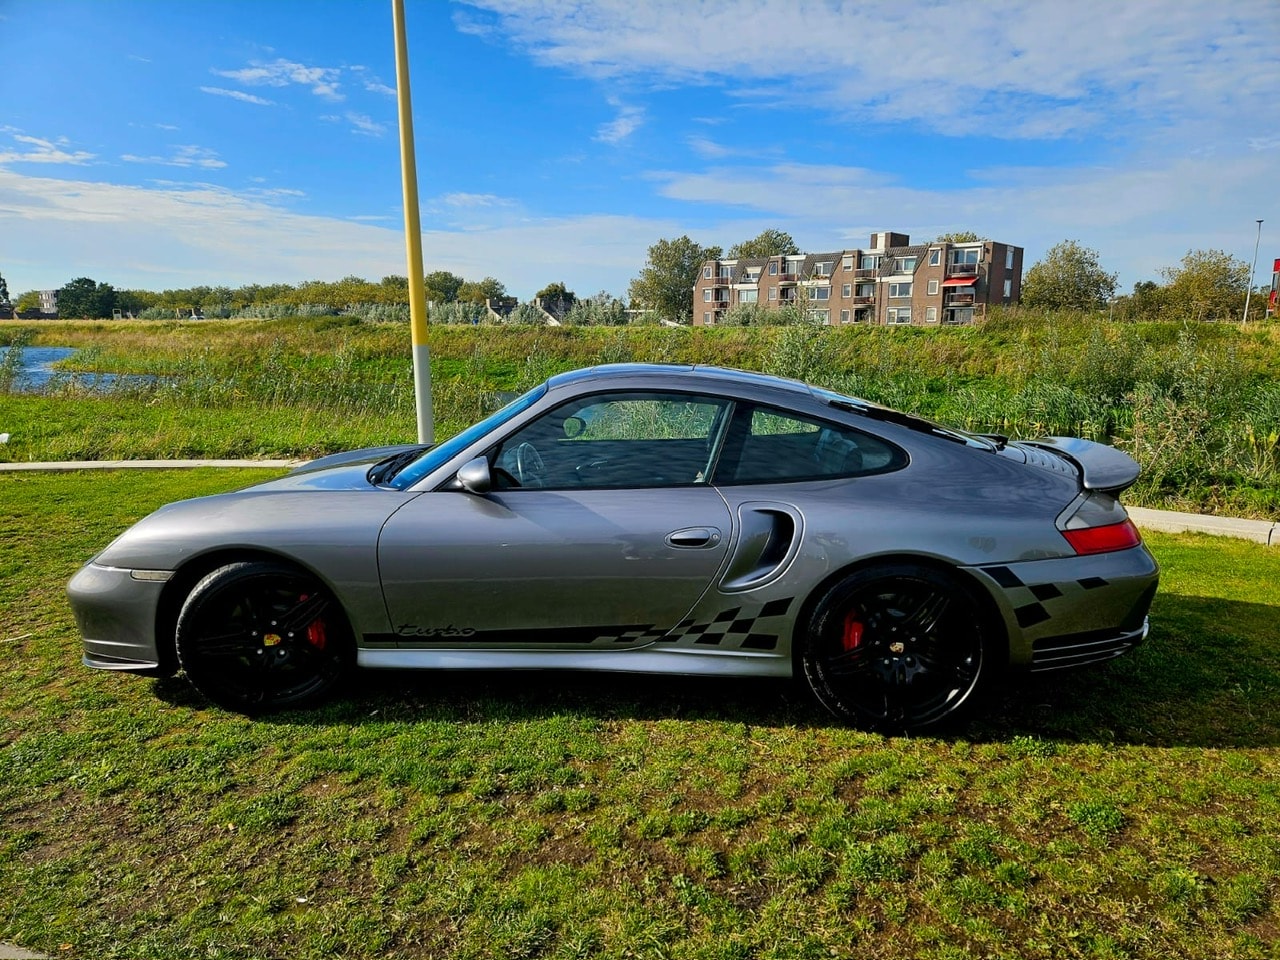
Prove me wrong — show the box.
[513,441,546,487]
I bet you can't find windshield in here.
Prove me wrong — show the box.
[387,383,547,489]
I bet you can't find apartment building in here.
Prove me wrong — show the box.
[693,231,1022,326]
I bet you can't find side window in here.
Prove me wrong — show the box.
[716,405,906,484]
[493,392,730,489]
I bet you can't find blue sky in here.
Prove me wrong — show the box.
[2,0,1278,300]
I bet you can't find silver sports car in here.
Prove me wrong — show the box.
[69,364,1158,731]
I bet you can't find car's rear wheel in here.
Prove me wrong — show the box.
[801,564,1001,732]
[175,561,352,714]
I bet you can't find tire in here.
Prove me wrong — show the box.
[175,561,353,714]
[801,564,1002,732]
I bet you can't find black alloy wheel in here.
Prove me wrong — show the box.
[802,564,1001,731]
[175,561,352,714]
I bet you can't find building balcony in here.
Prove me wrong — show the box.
[850,295,875,305]
[945,263,979,277]
[853,268,878,279]
[943,292,976,306]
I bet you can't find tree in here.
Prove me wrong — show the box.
[456,277,506,304]
[57,277,117,319]
[727,229,799,260]
[628,236,722,323]
[423,270,464,304]
[931,231,984,243]
[564,290,626,326]
[1160,249,1251,321]
[1021,240,1117,311]
[14,290,41,312]
[0,271,9,304]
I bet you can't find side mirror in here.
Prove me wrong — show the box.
[456,456,492,494]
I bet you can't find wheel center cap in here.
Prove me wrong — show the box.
[889,641,906,654]
[263,633,282,647]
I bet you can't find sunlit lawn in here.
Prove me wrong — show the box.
[1,470,1277,959]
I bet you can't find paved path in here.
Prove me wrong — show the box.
[0,944,46,959]
[0,459,1276,546]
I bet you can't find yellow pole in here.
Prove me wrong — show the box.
[392,0,433,443]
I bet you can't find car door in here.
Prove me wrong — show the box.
[377,392,736,648]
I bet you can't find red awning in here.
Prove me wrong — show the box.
[942,276,978,286]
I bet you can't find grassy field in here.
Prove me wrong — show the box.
[1,470,1277,959]
[2,314,1279,517]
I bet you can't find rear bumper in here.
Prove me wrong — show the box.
[68,562,166,671]
[966,545,1159,669]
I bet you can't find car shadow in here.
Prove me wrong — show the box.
[153,594,1278,749]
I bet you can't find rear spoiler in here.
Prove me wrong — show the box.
[1023,437,1141,494]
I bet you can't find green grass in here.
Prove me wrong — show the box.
[1,470,1277,958]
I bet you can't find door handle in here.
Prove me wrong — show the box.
[666,527,722,548]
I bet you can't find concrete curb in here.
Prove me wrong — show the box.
[0,943,47,960]
[1126,506,1277,547]
[1,460,1276,547]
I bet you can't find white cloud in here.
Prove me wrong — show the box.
[0,168,668,297]
[212,58,344,101]
[0,134,95,166]
[320,113,388,136]
[200,86,275,106]
[121,145,227,169]
[595,98,644,144]
[441,192,513,208]
[458,0,1280,142]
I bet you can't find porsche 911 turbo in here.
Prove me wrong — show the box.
[69,364,1158,731]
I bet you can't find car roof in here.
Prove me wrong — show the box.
[545,363,818,400]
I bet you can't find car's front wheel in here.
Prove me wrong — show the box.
[801,564,1001,732]
[175,561,352,714]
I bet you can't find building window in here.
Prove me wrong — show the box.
[860,254,881,270]
[740,289,758,303]
[809,309,830,323]
[769,288,777,300]
[926,306,937,322]
[888,281,913,298]
[895,256,917,273]
[703,289,712,302]
[929,248,941,266]
[812,287,830,301]
[857,284,875,298]
[768,261,778,275]
[888,307,912,324]
[951,248,980,266]
[841,283,851,298]
[703,266,712,279]
[927,279,939,296]
[840,309,850,323]
[1005,248,1014,270]
[719,265,732,278]
[1003,279,1012,300]
[813,261,832,276]
[703,312,711,324]
[842,256,853,271]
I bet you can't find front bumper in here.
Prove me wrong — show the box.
[67,562,168,671]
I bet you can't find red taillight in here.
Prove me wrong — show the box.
[1061,519,1142,556]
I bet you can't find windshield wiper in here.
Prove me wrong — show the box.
[367,446,428,485]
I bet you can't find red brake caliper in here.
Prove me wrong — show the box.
[841,612,864,652]
[299,594,327,650]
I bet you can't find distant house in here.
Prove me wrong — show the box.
[693,231,1023,327]
[39,290,59,314]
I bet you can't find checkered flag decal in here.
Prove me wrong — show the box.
[661,597,795,651]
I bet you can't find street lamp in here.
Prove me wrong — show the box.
[1243,219,1263,323]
